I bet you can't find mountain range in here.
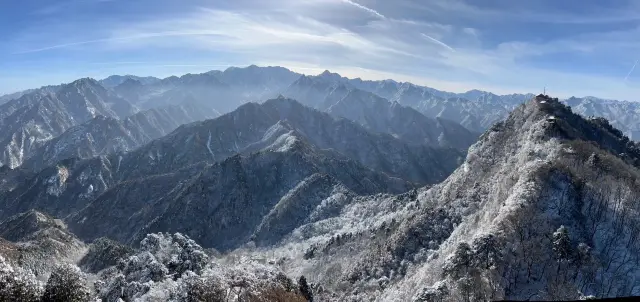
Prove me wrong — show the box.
[1,65,640,301]
[0,96,466,252]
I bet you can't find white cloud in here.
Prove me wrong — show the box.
[341,0,386,19]
[625,60,638,81]
[105,8,420,60]
[420,33,455,52]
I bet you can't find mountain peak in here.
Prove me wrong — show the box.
[68,77,101,89]
[118,78,143,87]
[318,70,344,82]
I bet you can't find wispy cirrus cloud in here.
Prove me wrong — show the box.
[625,60,639,81]
[341,0,386,19]
[12,31,229,54]
[420,33,455,52]
[3,0,640,101]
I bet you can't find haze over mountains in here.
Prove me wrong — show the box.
[1,65,640,301]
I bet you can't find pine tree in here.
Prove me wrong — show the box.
[298,275,313,302]
[42,264,90,302]
[552,226,572,261]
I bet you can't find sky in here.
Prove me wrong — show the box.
[1,0,640,100]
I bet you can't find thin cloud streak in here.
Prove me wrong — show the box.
[624,59,638,81]
[420,33,455,52]
[342,0,386,19]
[12,31,225,54]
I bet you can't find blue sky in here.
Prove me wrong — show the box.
[1,0,640,100]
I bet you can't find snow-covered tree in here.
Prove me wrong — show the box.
[471,234,501,270]
[552,226,572,262]
[42,264,91,302]
[0,256,42,302]
[442,242,473,279]
[183,275,226,302]
[413,281,449,302]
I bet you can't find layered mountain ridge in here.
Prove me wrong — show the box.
[1,97,461,254]
[1,65,640,301]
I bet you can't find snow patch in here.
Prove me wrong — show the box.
[46,166,69,196]
[206,131,215,160]
[268,132,298,152]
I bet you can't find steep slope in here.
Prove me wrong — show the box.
[0,85,61,105]
[0,165,34,192]
[283,73,351,110]
[99,75,160,88]
[123,101,220,139]
[0,210,86,278]
[54,78,138,120]
[0,79,138,168]
[389,83,527,131]
[0,99,438,252]
[246,95,640,301]
[110,65,301,113]
[67,138,411,251]
[22,116,147,172]
[23,102,219,171]
[368,95,640,301]
[116,97,462,185]
[565,96,640,140]
[0,156,120,220]
[111,78,149,104]
[284,71,532,133]
[218,65,301,99]
[327,89,479,149]
[0,94,76,168]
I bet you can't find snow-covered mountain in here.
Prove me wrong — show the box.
[327,88,479,149]
[3,94,640,301]
[99,74,161,88]
[110,65,301,113]
[283,71,351,110]
[0,78,138,168]
[384,83,531,131]
[116,97,463,184]
[5,63,640,301]
[564,96,640,140]
[283,71,534,133]
[22,102,219,171]
[0,230,310,301]
[22,115,147,172]
[0,210,86,279]
[0,97,465,252]
[239,95,640,301]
